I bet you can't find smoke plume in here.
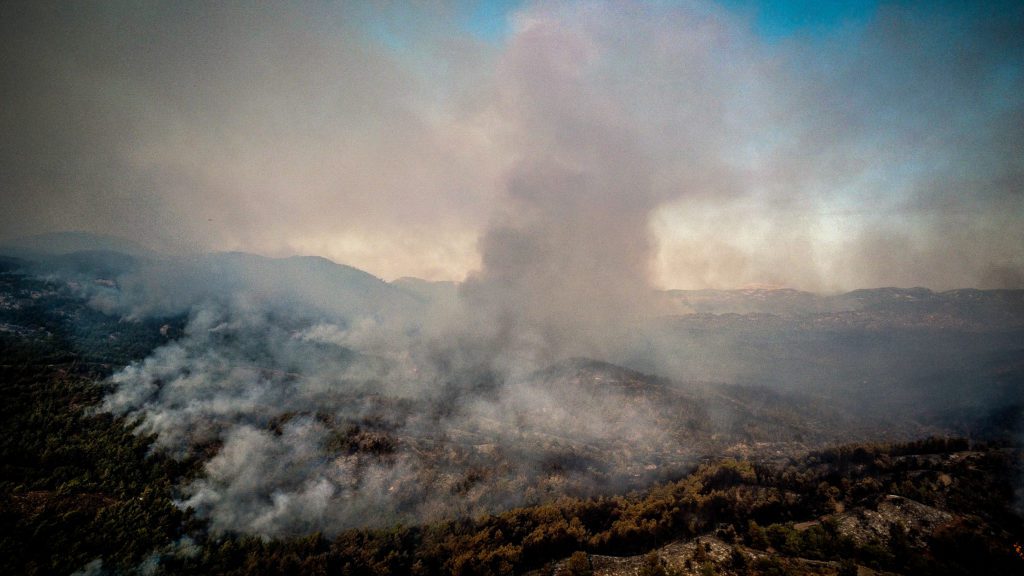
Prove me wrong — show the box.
[38,0,1016,535]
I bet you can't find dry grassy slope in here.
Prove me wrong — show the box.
[533,449,1015,576]
[535,536,846,576]
[539,535,900,576]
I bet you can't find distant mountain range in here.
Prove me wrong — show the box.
[0,232,420,321]
[666,285,1024,318]
[2,231,1022,327]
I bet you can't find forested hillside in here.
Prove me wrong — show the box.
[2,342,1022,574]
[2,256,1023,574]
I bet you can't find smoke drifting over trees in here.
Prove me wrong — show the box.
[96,253,685,535]
[1,0,1022,554]
[46,243,1010,536]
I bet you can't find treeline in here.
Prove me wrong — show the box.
[808,437,970,466]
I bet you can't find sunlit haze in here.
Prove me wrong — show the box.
[2,1,1022,291]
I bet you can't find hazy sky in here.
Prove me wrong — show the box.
[2,0,1021,291]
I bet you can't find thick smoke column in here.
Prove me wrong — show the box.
[463,159,658,363]
[460,6,701,365]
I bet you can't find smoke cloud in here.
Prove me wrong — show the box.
[2,1,1020,289]
[4,0,1019,536]
[100,287,712,535]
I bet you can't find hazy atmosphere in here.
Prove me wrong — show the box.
[2,2,1023,575]
[3,0,1021,291]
